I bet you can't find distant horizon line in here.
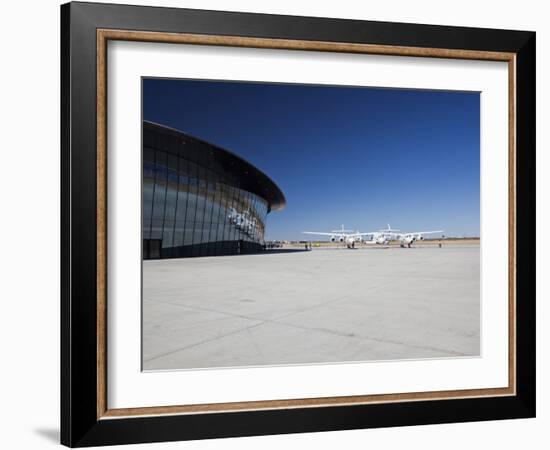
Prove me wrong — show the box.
[266,236,480,241]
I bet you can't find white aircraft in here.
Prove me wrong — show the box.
[303,224,444,249]
[302,224,373,249]
[367,224,444,247]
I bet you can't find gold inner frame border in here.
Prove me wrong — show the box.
[96,28,517,420]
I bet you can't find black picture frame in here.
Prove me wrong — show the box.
[61,1,535,447]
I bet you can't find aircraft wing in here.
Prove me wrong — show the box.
[302,231,340,236]
[407,230,444,236]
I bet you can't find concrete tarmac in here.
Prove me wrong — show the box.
[143,245,480,370]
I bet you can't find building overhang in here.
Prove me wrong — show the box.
[144,121,286,212]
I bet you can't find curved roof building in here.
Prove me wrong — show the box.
[143,121,286,259]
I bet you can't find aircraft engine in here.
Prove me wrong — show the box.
[376,236,387,245]
[330,235,336,242]
[339,236,345,242]
[417,235,424,240]
[402,236,415,245]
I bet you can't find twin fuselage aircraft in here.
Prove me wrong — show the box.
[302,224,444,249]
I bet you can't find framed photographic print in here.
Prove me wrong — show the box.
[61,1,536,447]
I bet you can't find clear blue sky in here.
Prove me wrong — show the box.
[143,78,480,240]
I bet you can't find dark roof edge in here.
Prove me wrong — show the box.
[143,120,286,211]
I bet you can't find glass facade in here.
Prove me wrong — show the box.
[143,122,285,259]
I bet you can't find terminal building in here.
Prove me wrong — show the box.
[143,121,286,259]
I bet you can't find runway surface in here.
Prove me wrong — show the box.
[142,245,480,370]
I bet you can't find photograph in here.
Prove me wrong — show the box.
[141,78,481,371]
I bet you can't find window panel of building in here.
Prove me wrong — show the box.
[173,156,189,249]
[208,170,220,246]
[150,151,167,240]
[162,153,179,252]
[223,184,233,244]
[184,160,198,248]
[215,181,227,254]
[193,165,207,256]
[183,192,196,247]
[200,168,216,247]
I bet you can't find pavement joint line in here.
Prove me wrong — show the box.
[144,291,364,324]
[145,292,473,359]
[143,320,267,363]
[265,320,469,357]
[144,313,467,364]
